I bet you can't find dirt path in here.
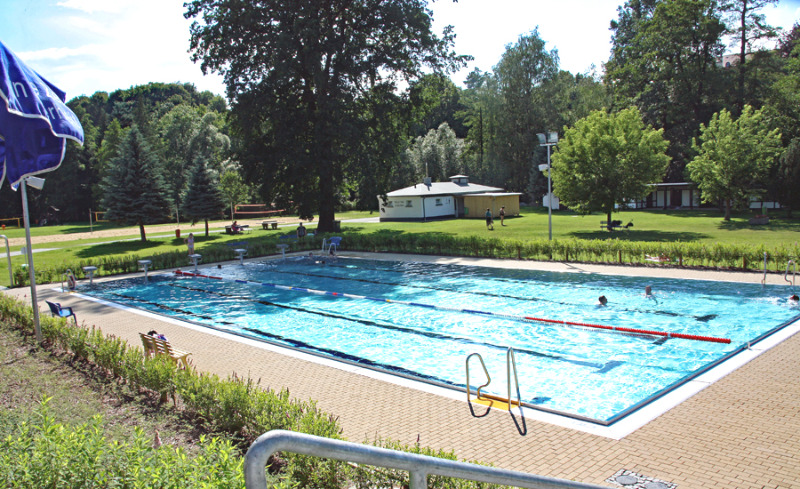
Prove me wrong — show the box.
[7,217,302,247]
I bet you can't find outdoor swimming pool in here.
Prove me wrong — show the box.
[83,257,800,424]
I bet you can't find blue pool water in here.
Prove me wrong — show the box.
[84,257,800,423]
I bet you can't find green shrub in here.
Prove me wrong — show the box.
[0,295,347,488]
[0,399,249,489]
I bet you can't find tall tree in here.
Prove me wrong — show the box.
[606,0,726,180]
[101,126,172,241]
[686,105,782,220]
[721,0,780,112]
[493,30,559,194]
[185,0,467,232]
[550,107,670,224]
[181,158,225,236]
[777,138,800,217]
[405,123,465,182]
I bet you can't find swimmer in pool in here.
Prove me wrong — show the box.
[597,295,608,307]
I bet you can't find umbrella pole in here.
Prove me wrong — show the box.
[20,181,42,344]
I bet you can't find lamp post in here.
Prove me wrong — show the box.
[20,176,45,343]
[537,131,558,241]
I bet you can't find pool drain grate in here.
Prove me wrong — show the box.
[606,469,676,489]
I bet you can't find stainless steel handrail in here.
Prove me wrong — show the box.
[465,352,491,403]
[506,347,521,411]
[0,235,11,286]
[244,430,609,489]
[785,259,796,289]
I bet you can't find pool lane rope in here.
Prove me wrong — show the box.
[174,270,731,344]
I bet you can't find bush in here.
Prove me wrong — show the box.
[0,399,251,489]
[0,294,348,488]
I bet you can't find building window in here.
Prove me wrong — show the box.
[385,201,393,208]
[406,200,413,207]
[435,198,442,206]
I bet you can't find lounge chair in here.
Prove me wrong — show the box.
[45,300,77,325]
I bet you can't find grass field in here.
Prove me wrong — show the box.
[0,207,797,288]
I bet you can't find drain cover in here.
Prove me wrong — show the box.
[615,475,639,485]
[644,483,669,489]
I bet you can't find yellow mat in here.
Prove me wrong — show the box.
[470,395,520,411]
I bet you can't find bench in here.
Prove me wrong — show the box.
[139,333,191,369]
[225,224,250,234]
[262,220,279,230]
[600,220,625,231]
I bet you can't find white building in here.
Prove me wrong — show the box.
[379,175,521,222]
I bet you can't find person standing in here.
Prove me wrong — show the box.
[499,206,506,226]
[186,233,195,255]
[485,208,494,230]
[297,222,307,241]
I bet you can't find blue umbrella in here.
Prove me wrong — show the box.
[0,40,84,189]
[0,39,84,343]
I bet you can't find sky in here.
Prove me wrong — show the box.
[1,0,799,100]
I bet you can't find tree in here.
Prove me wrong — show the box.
[721,0,780,112]
[219,169,253,221]
[185,0,468,232]
[405,123,465,182]
[493,30,559,193]
[550,107,670,225]
[101,126,172,241]
[181,158,225,236]
[686,105,782,220]
[606,0,726,180]
[777,138,800,217]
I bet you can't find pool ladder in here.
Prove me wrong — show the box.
[465,347,521,411]
[786,259,797,292]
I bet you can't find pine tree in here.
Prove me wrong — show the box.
[181,157,224,236]
[101,125,172,241]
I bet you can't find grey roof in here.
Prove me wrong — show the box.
[386,181,505,197]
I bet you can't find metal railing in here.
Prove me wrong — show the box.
[785,259,796,290]
[244,430,609,489]
[466,348,521,411]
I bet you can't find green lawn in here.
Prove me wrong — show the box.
[356,207,799,246]
[1,207,797,288]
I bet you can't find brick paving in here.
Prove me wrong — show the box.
[4,253,799,488]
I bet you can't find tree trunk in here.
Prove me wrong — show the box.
[724,199,732,221]
[138,222,147,242]
[317,161,336,232]
[204,219,209,237]
[606,211,612,231]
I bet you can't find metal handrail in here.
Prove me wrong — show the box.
[465,352,491,403]
[0,235,11,286]
[506,347,521,411]
[785,259,796,289]
[244,430,609,489]
[761,252,767,286]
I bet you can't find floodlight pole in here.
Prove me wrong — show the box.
[20,178,42,344]
[537,132,558,241]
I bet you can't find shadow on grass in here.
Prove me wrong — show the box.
[75,235,224,258]
[570,230,709,241]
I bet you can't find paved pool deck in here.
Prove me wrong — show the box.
[4,252,799,488]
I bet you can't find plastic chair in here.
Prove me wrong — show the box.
[323,236,342,254]
[45,300,77,325]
